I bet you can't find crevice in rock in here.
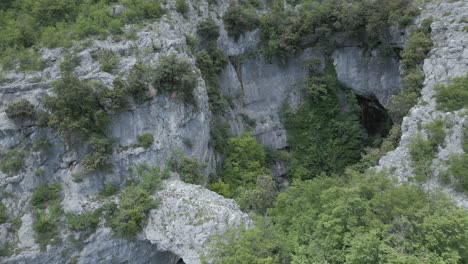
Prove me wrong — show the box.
[356,95,393,138]
[176,258,186,264]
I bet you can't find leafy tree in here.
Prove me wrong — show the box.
[44,74,111,144]
[136,133,154,149]
[211,172,468,263]
[5,99,36,121]
[0,149,25,176]
[223,5,259,41]
[154,54,198,105]
[284,68,366,179]
[197,18,220,42]
[222,133,269,193]
[82,136,114,173]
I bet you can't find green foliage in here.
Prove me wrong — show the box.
[223,5,259,41]
[442,154,468,194]
[222,133,269,193]
[0,0,166,69]
[82,136,114,173]
[100,182,118,197]
[109,164,165,239]
[237,175,278,214]
[284,67,366,179]
[66,211,100,235]
[30,182,62,209]
[211,172,468,263]
[137,133,154,149]
[408,119,446,182]
[5,99,36,121]
[0,149,25,176]
[434,74,468,112]
[401,20,434,68]
[176,0,189,15]
[208,180,232,198]
[350,125,401,173]
[33,201,62,251]
[389,19,433,122]
[94,49,120,73]
[197,18,220,42]
[154,54,199,105]
[168,151,207,185]
[259,0,419,59]
[195,49,229,114]
[0,201,7,224]
[44,74,111,143]
[110,186,157,239]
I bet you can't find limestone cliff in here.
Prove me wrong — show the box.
[0,0,467,263]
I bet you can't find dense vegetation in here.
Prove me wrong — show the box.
[435,74,468,112]
[389,18,433,122]
[30,182,63,251]
[284,63,367,178]
[209,172,468,263]
[108,164,166,239]
[0,0,165,70]
[238,0,420,60]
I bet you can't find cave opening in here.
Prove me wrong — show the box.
[356,95,393,141]
[176,258,186,264]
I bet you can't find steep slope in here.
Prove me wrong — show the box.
[378,0,468,207]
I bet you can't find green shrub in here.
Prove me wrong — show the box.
[222,133,269,194]
[108,164,166,239]
[442,154,468,194]
[66,211,100,235]
[223,5,259,41]
[176,0,189,15]
[195,49,228,114]
[210,172,468,263]
[168,152,207,185]
[197,18,220,42]
[100,182,118,197]
[284,67,366,179]
[0,201,7,224]
[389,19,433,123]
[5,99,36,121]
[82,136,114,174]
[123,63,152,102]
[208,180,232,198]
[110,186,157,239]
[401,32,432,67]
[237,175,278,214]
[434,75,468,112]
[32,201,62,251]
[30,182,62,209]
[94,49,120,73]
[154,54,198,105]
[0,149,25,176]
[44,74,111,143]
[409,134,435,182]
[137,133,154,149]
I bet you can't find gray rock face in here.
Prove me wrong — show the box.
[377,0,468,208]
[220,48,325,149]
[145,180,252,264]
[333,47,402,107]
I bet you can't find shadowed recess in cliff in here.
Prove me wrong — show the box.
[356,95,393,138]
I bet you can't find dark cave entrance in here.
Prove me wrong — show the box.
[176,258,186,264]
[356,95,393,140]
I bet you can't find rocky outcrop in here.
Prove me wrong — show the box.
[333,47,402,107]
[378,0,468,207]
[145,180,252,264]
